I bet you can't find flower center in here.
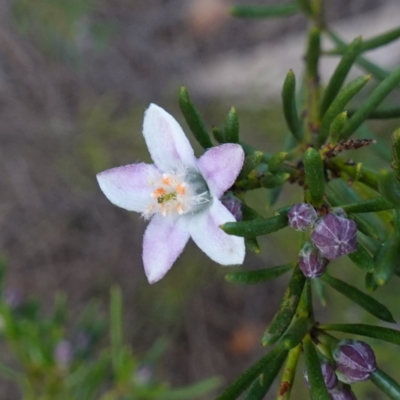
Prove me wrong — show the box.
[143,166,211,219]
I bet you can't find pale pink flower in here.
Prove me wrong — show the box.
[97,104,245,283]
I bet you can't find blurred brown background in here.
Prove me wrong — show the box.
[0,0,399,398]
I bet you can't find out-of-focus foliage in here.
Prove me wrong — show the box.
[0,259,220,399]
[11,0,113,62]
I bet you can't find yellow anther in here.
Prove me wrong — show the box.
[176,183,186,195]
[162,174,172,185]
[152,188,166,198]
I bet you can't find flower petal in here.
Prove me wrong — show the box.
[143,215,190,283]
[196,144,244,198]
[143,104,197,171]
[188,199,245,265]
[97,163,158,212]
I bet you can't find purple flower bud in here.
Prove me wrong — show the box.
[311,214,357,260]
[333,339,377,383]
[329,384,357,400]
[54,340,73,367]
[322,362,339,391]
[221,195,243,221]
[298,241,329,278]
[304,361,338,391]
[288,203,318,231]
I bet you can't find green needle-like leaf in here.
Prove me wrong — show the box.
[238,151,264,179]
[225,264,294,285]
[240,316,307,400]
[330,27,400,55]
[268,152,288,173]
[350,214,380,239]
[281,317,310,350]
[307,27,320,79]
[321,273,395,323]
[392,129,400,182]
[347,242,375,273]
[179,86,213,149]
[348,106,400,119]
[277,345,301,400]
[318,323,400,346]
[303,335,331,400]
[393,208,400,237]
[241,203,263,221]
[282,70,303,143]
[304,147,325,207]
[221,212,288,237]
[261,172,291,189]
[341,64,400,139]
[320,37,362,116]
[240,142,271,161]
[356,56,391,81]
[327,31,392,82]
[340,197,395,213]
[379,170,400,206]
[243,349,288,400]
[317,75,370,146]
[224,107,239,143]
[329,111,348,145]
[370,369,400,400]
[262,266,306,346]
[245,237,261,254]
[358,27,400,53]
[326,157,379,191]
[365,272,379,292]
[230,4,299,18]
[240,203,263,253]
[214,344,287,400]
[373,234,400,287]
[312,278,327,307]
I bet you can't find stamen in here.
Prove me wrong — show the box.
[152,188,166,198]
[143,166,211,219]
[176,183,186,195]
[162,174,172,185]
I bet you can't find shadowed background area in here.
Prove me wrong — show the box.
[0,0,399,398]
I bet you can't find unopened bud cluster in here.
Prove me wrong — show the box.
[304,340,377,399]
[288,204,357,278]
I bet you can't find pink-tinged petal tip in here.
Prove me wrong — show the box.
[196,144,244,198]
[97,163,158,212]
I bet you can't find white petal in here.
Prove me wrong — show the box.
[196,144,244,198]
[188,200,245,265]
[143,104,197,171]
[97,163,158,212]
[143,215,190,283]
